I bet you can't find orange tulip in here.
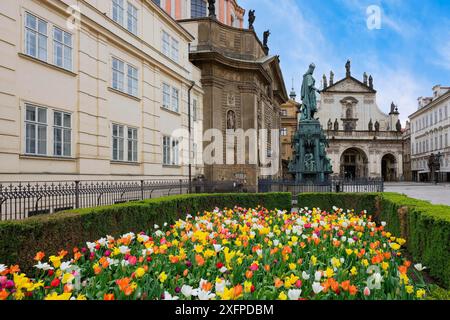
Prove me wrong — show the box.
[274,278,284,288]
[349,285,358,295]
[0,290,9,300]
[403,260,411,268]
[398,265,407,275]
[183,269,189,277]
[58,250,68,258]
[264,265,270,272]
[9,265,20,274]
[104,293,115,300]
[34,251,45,261]
[74,252,82,261]
[195,254,205,267]
[245,270,253,279]
[341,280,350,292]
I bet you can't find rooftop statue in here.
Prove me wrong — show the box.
[300,63,321,120]
[263,30,270,46]
[248,10,255,30]
[345,60,351,77]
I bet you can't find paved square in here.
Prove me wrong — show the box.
[384,182,450,206]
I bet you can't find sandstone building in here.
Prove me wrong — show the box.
[317,62,404,181]
[280,89,300,178]
[179,16,288,190]
[0,0,204,182]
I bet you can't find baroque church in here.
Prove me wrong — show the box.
[316,61,404,181]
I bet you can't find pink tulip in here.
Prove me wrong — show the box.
[364,287,371,296]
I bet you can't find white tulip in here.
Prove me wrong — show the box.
[288,289,302,300]
[312,282,324,294]
[302,271,310,280]
[414,263,427,271]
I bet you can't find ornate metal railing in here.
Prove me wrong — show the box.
[0,179,240,221]
[258,177,384,195]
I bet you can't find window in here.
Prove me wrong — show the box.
[281,109,288,116]
[162,83,171,108]
[162,136,179,165]
[25,105,47,155]
[127,65,138,96]
[112,57,139,97]
[112,124,125,161]
[53,111,71,157]
[172,88,179,112]
[161,83,179,112]
[112,58,125,92]
[446,133,448,147]
[280,128,288,136]
[162,30,179,62]
[162,31,170,56]
[25,12,48,61]
[112,0,125,26]
[53,27,73,70]
[191,0,206,18]
[127,3,138,35]
[193,99,198,121]
[127,127,138,162]
[113,0,138,35]
[445,105,448,119]
[171,38,179,62]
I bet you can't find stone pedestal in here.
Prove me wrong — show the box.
[289,120,333,182]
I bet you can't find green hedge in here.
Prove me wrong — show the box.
[298,192,450,288]
[0,193,291,271]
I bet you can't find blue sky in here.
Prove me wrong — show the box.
[239,0,450,123]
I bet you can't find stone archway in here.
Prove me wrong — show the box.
[340,148,369,179]
[382,153,397,182]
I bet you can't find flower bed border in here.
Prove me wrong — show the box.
[0,193,291,271]
[298,192,450,288]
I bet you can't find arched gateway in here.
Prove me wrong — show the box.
[340,148,368,179]
[382,153,397,182]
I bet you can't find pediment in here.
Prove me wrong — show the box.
[324,76,376,93]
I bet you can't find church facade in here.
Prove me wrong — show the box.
[180,15,288,190]
[317,62,404,181]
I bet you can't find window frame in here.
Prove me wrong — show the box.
[53,26,73,71]
[24,12,48,62]
[25,104,48,156]
[53,110,72,157]
[111,57,139,97]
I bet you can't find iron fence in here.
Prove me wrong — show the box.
[0,179,240,221]
[258,177,384,195]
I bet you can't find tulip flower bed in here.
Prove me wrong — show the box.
[0,206,430,300]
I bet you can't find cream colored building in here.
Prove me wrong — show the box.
[410,85,450,182]
[317,62,404,181]
[0,0,204,182]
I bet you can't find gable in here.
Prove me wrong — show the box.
[324,76,376,94]
[262,57,288,102]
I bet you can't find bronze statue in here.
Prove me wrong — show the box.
[368,119,373,132]
[328,119,333,131]
[345,60,351,77]
[208,0,216,18]
[374,121,380,132]
[334,119,339,131]
[390,102,396,114]
[248,10,255,30]
[369,75,373,89]
[300,63,321,120]
[363,72,368,86]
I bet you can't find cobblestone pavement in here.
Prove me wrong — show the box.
[384,182,450,206]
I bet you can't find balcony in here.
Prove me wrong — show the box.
[325,130,402,140]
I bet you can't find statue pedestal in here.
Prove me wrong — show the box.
[289,119,333,182]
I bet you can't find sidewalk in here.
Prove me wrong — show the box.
[384,182,450,206]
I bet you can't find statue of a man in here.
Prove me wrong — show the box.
[396,119,402,132]
[263,30,270,46]
[334,118,339,131]
[300,63,321,120]
[248,10,255,30]
[328,119,333,130]
[368,119,373,132]
[323,74,328,89]
[374,121,380,132]
[329,71,334,86]
[363,72,368,85]
[208,0,216,18]
[369,75,373,89]
[345,60,351,77]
